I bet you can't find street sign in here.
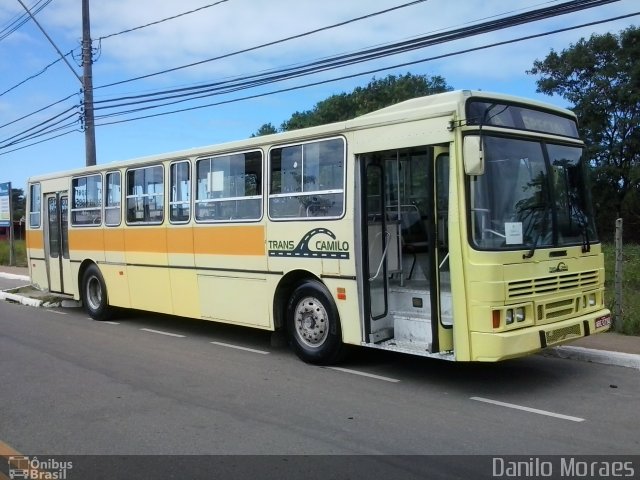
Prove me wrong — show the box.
[0,182,11,227]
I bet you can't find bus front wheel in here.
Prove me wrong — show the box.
[82,264,112,321]
[286,280,344,365]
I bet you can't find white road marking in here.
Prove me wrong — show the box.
[140,328,185,338]
[470,397,585,422]
[211,341,270,355]
[46,309,67,315]
[326,366,400,383]
[104,321,120,325]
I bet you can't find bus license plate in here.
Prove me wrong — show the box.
[595,315,611,329]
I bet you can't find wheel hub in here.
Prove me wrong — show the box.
[295,296,329,347]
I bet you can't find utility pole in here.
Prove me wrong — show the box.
[82,0,97,166]
[17,0,97,167]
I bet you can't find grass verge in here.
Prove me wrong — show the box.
[0,239,27,267]
[603,243,640,335]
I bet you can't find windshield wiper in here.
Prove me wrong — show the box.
[581,221,591,253]
[523,202,550,259]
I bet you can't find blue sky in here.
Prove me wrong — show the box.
[0,0,638,191]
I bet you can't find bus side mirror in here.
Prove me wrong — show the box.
[463,135,484,175]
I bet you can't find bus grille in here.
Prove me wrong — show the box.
[545,324,582,345]
[507,270,599,299]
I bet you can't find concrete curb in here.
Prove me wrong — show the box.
[0,290,43,307]
[0,272,30,281]
[547,346,640,370]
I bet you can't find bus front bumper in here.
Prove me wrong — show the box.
[469,309,612,362]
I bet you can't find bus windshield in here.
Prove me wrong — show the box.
[469,135,598,251]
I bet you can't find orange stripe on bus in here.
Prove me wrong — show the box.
[193,225,265,256]
[124,228,167,253]
[67,225,265,256]
[25,230,43,249]
[69,229,105,251]
[167,227,194,254]
[103,228,125,251]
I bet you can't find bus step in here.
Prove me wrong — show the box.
[393,314,432,345]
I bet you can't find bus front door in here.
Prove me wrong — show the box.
[44,192,72,294]
[361,146,452,354]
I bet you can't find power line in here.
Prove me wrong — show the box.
[0,51,74,98]
[0,0,51,42]
[0,0,630,154]
[97,0,231,41]
[0,129,78,156]
[90,11,640,128]
[0,0,426,131]
[91,0,619,114]
[16,0,82,83]
[0,92,78,130]
[0,105,79,148]
[95,0,431,90]
[2,0,233,98]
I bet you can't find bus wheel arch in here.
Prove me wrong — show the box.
[80,261,112,321]
[276,272,345,365]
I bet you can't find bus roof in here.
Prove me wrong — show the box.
[27,89,575,183]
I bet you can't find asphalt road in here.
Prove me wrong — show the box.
[0,296,638,478]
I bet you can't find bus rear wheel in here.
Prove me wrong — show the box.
[286,280,344,365]
[82,264,112,321]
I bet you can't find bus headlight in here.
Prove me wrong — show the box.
[505,309,514,325]
[515,307,526,322]
[583,293,597,308]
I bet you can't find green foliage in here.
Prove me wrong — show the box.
[12,188,25,221]
[0,239,27,267]
[602,243,640,335]
[251,123,279,137]
[528,27,640,242]
[252,73,452,136]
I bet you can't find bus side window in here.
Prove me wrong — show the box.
[29,183,41,228]
[170,161,191,223]
[195,151,262,222]
[268,138,345,220]
[71,174,102,226]
[105,171,121,226]
[126,165,164,224]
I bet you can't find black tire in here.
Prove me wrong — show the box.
[286,280,345,365]
[82,264,112,321]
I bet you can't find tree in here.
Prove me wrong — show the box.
[251,123,278,137]
[252,73,452,136]
[528,27,640,241]
[12,188,25,222]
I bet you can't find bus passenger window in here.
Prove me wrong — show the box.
[126,165,164,224]
[29,183,41,228]
[105,171,121,226]
[195,151,262,222]
[170,161,191,223]
[268,137,345,219]
[71,174,102,226]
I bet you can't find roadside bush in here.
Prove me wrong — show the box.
[603,243,640,335]
[0,239,27,267]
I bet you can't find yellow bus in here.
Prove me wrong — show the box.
[25,90,611,364]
